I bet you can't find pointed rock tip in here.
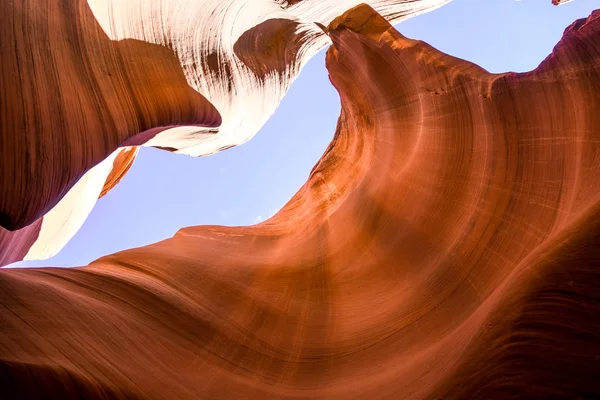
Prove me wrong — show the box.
[327,3,393,41]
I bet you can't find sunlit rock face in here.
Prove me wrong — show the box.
[0,147,139,267]
[2,4,599,399]
[0,0,448,265]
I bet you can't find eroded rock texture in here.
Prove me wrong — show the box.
[1,4,599,399]
[0,0,448,265]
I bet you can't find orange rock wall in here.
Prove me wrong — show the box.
[1,4,599,399]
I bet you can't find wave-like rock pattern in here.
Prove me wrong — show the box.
[1,4,599,399]
[0,0,448,265]
[85,0,451,156]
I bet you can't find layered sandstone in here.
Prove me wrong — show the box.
[1,4,599,399]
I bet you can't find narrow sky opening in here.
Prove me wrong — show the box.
[9,0,597,268]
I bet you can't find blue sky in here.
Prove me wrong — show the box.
[11,0,598,267]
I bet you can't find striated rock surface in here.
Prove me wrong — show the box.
[0,0,448,265]
[0,0,222,231]
[1,4,599,399]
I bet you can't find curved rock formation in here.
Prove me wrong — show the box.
[99,147,139,199]
[0,0,222,231]
[0,147,138,267]
[2,4,599,399]
[1,0,448,265]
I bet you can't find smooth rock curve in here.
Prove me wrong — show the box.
[0,0,449,265]
[1,5,599,399]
